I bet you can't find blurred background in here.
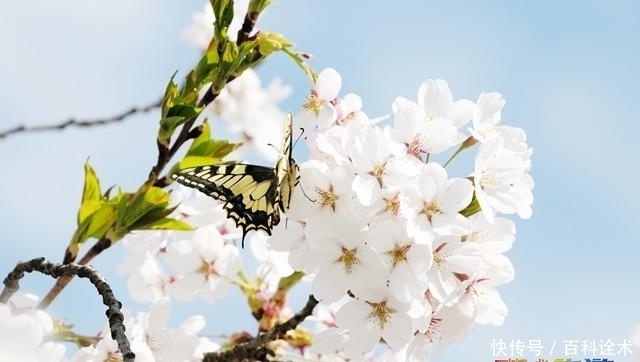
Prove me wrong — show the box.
[1,1,638,361]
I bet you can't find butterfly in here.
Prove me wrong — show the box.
[171,114,299,247]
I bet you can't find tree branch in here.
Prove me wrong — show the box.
[236,10,260,44]
[0,99,161,140]
[202,294,319,362]
[0,258,134,362]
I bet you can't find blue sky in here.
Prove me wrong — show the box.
[1,1,639,361]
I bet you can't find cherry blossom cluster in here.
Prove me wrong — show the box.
[0,294,65,362]
[0,71,533,362]
[0,293,215,362]
[0,4,535,361]
[265,68,533,360]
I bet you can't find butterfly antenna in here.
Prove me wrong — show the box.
[294,127,305,147]
[299,184,316,203]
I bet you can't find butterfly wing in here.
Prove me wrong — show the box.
[171,113,299,247]
[172,163,279,245]
[274,113,299,216]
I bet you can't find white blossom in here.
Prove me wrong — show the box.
[164,225,240,302]
[473,135,534,221]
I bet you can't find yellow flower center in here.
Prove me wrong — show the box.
[367,300,394,328]
[387,243,411,268]
[316,185,339,211]
[406,137,423,159]
[420,200,441,221]
[303,91,322,114]
[368,161,387,187]
[383,194,400,216]
[198,259,219,280]
[338,246,359,273]
[433,254,445,267]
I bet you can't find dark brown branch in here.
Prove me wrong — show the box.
[203,294,319,362]
[236,11,260,44]
[0,258,134,362]
[0,99,161,140]
[39,237,112,309]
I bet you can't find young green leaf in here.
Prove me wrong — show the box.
[248,0,272,13]
[158,116,186,147]
[81,161,102,203]
[128,202,177,231]
[256,32,293,56]
[211,0,235,39]
[140,217,193,231]
[78,200,105,225]
[169,156,226,176]
[161,73,180,117]
[166,104,200,119]
[190,139,239,159]
[187,120,213,152]
[68,203,118,262]
[195,50,222,87]
[218,42,241,81]
[117,184,171,231]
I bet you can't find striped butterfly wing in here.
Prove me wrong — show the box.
[274,114,299,214]
[171,113,298,247]
[172,163,279,246]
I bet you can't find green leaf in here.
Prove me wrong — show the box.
[115,180,150,227]
[185,121,239,159]
[187,120,212,153]
[129,203,177,231]
[84,204,118,239]
[248,0,272,13]
[166,104,200,119]
[189,139,238,159]
[237,39,258,58]
[256,32,293,56]
[220,41,240,78]
[78,200,104,224]
[77,161,104,225]
[460,192,481,217]
[140,217,193,231]
[195,50,221,87]
[69,203,118,250]
[81,161,102,203]
[161,73,179,117]
[169,156,224,175]
[157,104,201,146]
[211,0,234,37]
[158,116,185,147]
[118,185,171,230]
[181,70,200,105]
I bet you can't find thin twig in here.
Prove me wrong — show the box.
[0,257,134,362]
[203,295,319,362]
[0,99,161,140]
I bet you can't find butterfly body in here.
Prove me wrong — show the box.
[172,115,298,246]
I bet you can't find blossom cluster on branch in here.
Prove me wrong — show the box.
[0,1,540,362]
[268,68,532,360]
